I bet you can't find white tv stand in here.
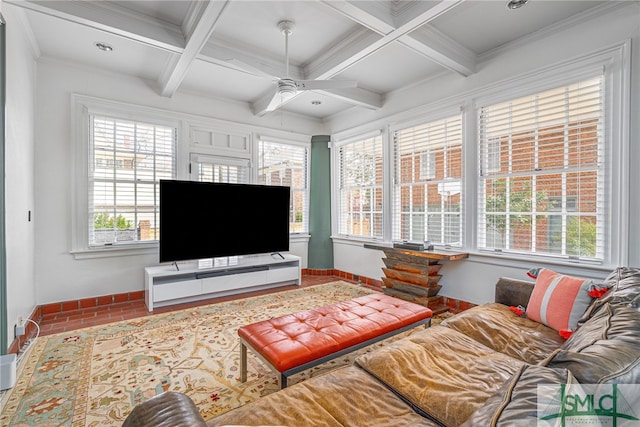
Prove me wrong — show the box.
[144,253,301,311]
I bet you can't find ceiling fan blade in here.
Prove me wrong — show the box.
[253,86,300,116]
[294,80,358,90]
[264,88,287,112]
[226,58,277,80]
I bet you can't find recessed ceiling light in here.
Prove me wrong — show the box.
[506,0,528,9]
[311,100,322,105]
[95,42,113,52]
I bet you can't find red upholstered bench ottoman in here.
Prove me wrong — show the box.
[238,293,433,388]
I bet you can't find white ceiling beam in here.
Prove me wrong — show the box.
[9,0,389,115]
[198,40,295,81]
[319,0,474,77]
[406,26,476,77]
[303,26,381,81]
[203,29,382,115]
[158,1,229,97]
[320,0,395,32]
[7,0,185,53]
[308,0,465,79]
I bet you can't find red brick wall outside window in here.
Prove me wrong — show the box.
[479,76,603,259]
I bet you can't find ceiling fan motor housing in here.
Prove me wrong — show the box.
[278,78,297,97]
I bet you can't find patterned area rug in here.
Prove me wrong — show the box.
[0,281,438,426]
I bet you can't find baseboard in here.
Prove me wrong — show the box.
[302,268,384,291]
[8,270,473,354]
[442,296,478,314]
[40,290,145,317]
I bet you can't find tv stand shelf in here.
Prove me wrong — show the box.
[144,253,301,311]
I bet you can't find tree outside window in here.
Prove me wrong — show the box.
[479,76,603,260]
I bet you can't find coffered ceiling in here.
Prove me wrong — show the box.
[6,0,616,119]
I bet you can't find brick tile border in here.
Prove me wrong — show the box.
[8,270,475,354]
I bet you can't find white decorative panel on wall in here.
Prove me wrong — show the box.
[191,128,212,147]
[190,125,250,157]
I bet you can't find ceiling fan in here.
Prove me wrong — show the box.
[230,20,358,113]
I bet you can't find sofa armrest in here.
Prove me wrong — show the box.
[122,391,207,427]
[495,277,534,308]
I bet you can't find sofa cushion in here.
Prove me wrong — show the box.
[576,267,640,328]
[526,268,596,333]
[601,266,640,304]
[355,326,524,426]
[545,302,640,384]
[460,364,579,427]
[122,391,208,427]
[441,303,565,364]
[207,365,441,427]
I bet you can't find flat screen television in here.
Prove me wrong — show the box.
[159,180,290,263]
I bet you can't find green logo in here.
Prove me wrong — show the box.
[538,384,640,426]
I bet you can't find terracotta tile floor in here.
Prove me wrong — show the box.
[37,274,358,337]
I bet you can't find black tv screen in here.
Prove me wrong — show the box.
[159,180,290,263]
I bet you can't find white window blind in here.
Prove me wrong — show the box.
[89,115,176,246]
[258,139,309,234]
[392,114,463,246]
[337,134,383,239]
[191,154,249,184]
[478,76,605,261]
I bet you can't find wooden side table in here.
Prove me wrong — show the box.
[365,244,468,313]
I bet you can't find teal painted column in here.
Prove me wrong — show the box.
[308,135,334,269]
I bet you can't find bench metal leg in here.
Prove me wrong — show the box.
[280,373,287,389]
[240,342,247,383]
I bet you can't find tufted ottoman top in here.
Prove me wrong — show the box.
[238,293,433,373]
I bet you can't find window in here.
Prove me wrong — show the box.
[478,76,604,261]
[336,134,384,239]
[190,154,249,184]
[89,115,176,247]
[258,139,309,234]
[392,114,463,246]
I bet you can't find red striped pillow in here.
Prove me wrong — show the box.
[526,268,594,333]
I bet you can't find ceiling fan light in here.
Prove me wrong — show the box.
[280,90,296,100]
[278,79,297,99]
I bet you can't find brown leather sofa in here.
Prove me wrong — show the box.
[122,267,640,427]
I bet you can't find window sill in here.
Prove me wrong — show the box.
[330,235,385,246]
[465,250,615,279]
[72,236,308,260]
[290,233,311,243]
[332,237,615,279]
[71,243,158,260]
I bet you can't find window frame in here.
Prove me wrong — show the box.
[256,136,311,236]
[71,94,180,259]
[477,75,605,260]
[189,153,251,184]
[329,41,628,270]
[390,110,464,248]
[331,130,385,242]
[471,44,629,268]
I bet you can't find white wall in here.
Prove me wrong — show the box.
[33,59,322,305]
[330,4,640,304]
[22,2,640,311]
[3,5,37,347]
